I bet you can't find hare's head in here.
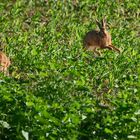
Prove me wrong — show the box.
[96,17,107,33]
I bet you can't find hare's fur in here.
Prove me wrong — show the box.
[83,18,120,55]
[0,51,11,75]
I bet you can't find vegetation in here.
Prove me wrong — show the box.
[0,0,139,139]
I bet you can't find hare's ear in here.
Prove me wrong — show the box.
[96,19,102,29]
[102,17,106,28]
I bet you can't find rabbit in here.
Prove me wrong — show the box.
[83,17,120,56]
[0,51,11,76]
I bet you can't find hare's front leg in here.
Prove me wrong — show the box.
[0,67,9,76]
[4,70,9,76]
[102,46,113,50]
[109,45,120,53]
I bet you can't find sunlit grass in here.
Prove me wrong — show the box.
[0,1,139,139]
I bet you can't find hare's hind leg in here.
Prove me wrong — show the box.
[94,48,101,56]
[87,46,101,56]
[109,45,120,53]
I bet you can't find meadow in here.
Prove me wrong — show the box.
[0,0,139,139]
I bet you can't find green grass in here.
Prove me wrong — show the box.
[0,0,139,139]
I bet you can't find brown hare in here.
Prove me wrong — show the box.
[83,17,120,56]
[0,51,11,76]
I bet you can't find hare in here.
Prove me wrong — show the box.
[83,17,120,56]
[0,51,11,76]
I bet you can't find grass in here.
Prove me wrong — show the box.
[0,0,139,140]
